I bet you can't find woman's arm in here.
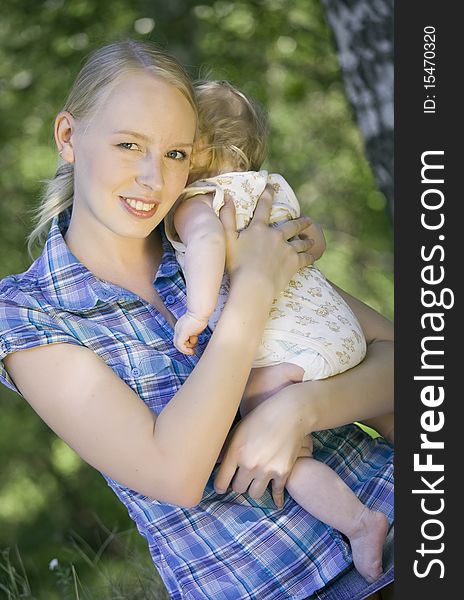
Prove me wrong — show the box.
[5,193,314,508]
[214,285,393,505]
[294,282,394,433]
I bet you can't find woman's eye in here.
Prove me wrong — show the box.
[118,142,139,151]
[166,150,187,160]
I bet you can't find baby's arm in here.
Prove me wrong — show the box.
[173,194,226,354]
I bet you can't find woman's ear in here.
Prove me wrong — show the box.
[54,111,76,164]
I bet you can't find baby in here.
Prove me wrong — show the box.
[164,80,389,583]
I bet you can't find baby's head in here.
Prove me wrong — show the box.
[190,80,268,180]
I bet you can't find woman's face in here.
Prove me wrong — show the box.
[68,72,196,240]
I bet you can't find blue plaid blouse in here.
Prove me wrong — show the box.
[0,210,394,599]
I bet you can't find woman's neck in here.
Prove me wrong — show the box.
[64,211,161,287]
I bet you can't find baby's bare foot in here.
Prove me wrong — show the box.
[349,508,388,583]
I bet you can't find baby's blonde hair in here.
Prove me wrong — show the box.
[191,80,268,179]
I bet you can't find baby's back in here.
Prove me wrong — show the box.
[200,170,367,379]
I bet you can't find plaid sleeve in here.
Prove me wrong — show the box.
[0,297,82,397]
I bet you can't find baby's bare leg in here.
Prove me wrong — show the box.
[240,362,304,416]
[242,362,388,582]
[286,457,388,583]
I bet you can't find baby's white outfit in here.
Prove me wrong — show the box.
[164,170,366,380]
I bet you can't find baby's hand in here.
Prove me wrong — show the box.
[299,215,326,261]
[174,312,209,355]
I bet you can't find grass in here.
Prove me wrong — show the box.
[0,521,169,600]
[1,547,33,599]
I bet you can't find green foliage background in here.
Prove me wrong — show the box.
[0,0,393,597]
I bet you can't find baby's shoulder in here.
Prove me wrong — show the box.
[178,181,217,210]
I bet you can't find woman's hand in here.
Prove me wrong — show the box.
[213,386,311,508]
[219,187,314,300]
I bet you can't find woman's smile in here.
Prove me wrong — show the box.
[64,71,196,245]
[119,195,161,218]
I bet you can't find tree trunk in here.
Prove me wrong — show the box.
[322,0,394,219]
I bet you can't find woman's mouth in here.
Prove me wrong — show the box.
[119,196,160,219]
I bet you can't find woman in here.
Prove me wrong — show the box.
[0,40,393,599]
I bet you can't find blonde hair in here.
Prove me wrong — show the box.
[191,80,268,180]
[28,39,197,255]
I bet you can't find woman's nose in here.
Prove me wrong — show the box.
[136,155,163,191]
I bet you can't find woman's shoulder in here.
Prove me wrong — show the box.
[0,255,71,354]
[0,259,45,312]
[0,260,83,397]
